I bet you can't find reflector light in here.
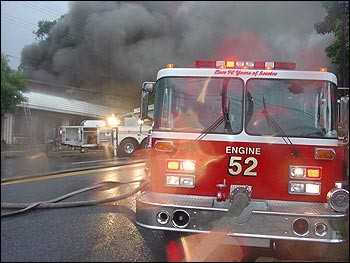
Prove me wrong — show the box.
[315,148,335,160]
[320,67,327,72]
[154,141,174,152]
[167,64,174,68]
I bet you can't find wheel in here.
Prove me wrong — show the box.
[140,138,148,149]
[118,138,138,157]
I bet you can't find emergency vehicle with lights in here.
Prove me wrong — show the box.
[58,118,151,157]
[135,59,349,249]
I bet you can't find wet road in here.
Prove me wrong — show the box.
[1,148,145,180]
[1,163,170,262]
[1,151,348,262]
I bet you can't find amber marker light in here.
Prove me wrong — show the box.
[315,148,335,160]
[167,161,180,170]
[225,60,235,68]
[306,168,321,179]
[154,140,174,152]
[290,166,322,180]
[166,159,196,172]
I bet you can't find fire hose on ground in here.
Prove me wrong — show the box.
[1,179,150,218]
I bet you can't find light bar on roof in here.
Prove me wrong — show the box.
[194,60,296,70]
[236,61,254,69]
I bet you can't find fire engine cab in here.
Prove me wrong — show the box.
[136,60,349,250]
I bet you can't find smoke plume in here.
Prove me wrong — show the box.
[21,1,334,109]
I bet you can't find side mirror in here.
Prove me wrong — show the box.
[142,82,154,93]
[339,95,349,127]
[338,95,349,143]
[141,82,155,121]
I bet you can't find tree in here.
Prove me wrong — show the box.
[315,1,349,87]
[1,53,26,116]
[33,19,58,42]
[32,15,64,42]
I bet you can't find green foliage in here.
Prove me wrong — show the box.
[315,1,349,86]
[1,53,26,115]
[32,15,64,42]
[33,20,57,42]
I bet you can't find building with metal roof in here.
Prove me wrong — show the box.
[21,91,119,118]
[1,91,122,147]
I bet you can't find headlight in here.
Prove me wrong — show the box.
[289,181,321,195]
[290,166,321,179]
[165,174,195,188]
[166,159,196,173]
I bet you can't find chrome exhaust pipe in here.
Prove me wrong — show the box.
[172,210,190,228]
[156,211,170,225]
[292,218,310,236]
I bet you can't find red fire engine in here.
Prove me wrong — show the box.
[136,60,349,250]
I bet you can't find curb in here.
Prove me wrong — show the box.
[1,158,146,184]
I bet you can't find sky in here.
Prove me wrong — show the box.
[1,1,336,110]
[1,1,69,69]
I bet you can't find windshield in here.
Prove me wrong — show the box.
[246,79,338,138]
[153,77,244,133]
[153,77,337,138]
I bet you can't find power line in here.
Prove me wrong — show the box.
[1,17,35,31]
[1,12,38,27]
[16,1,87,31]
[15,1,62,20]
[2,12,83,45]
[6,55,21,60]
[33,1,65,17]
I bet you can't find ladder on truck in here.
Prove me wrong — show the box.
[22,98,32,145]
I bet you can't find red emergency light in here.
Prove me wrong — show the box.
[194,60,296,70]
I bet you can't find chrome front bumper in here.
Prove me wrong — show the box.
[136,192,348,247]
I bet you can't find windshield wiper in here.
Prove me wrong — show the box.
[196,82,229,140]
[196,115,225,140]
[262,95,300,157]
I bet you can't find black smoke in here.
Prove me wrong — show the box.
[21,1,334,108]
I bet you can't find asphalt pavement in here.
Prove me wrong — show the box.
[1,145,146,183]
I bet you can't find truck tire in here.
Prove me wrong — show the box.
[140,138,148,149]
[118,138,138,157]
